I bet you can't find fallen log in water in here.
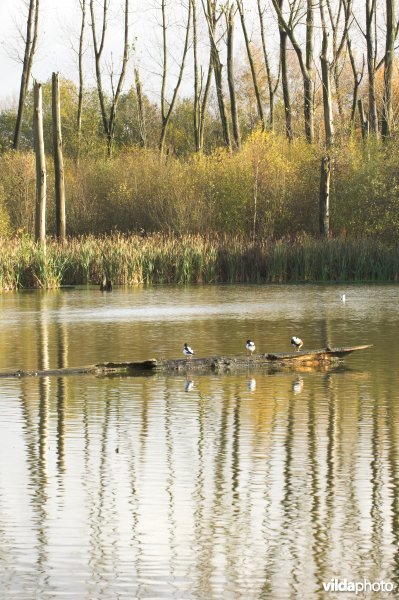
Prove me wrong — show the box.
[0,345,372,379]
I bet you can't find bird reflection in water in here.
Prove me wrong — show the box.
[184,380,194,392]
[247,378,257,392]
[292,378,304,394]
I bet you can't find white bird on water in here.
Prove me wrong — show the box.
[246,340,256,356]
[291,336,304,352]
[340,293,346,303]
[183,343,195,358]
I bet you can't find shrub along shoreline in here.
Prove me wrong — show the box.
[0,234,398,291]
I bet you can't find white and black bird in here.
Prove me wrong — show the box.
[291,336,303,352]
[183,343,195,358]
[246,340,256,356]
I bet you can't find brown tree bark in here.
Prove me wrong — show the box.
[90,0,130,156]
[13,0,39,150]
[280,26,292,141]
[365,0,378,134]
[319,155,331,238]
[271,0,314,143]
[77,0,86,163]
[159,0,192,156]
[326,0,352,123]
[52,73,66,241]
[257,0,280,131]
[202,0,231,149]
[33,81,46,243]
[134,68,147,148]
[347,38,365,127]
[192,0,213,151]
[381,0,395,138]
[358,99,369,140]
[320,1,334,148]
[226,5,240,149]
[236,0,265,130]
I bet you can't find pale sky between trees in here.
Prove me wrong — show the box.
[0,0,198,107]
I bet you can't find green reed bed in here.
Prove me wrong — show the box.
[0,235,398,290]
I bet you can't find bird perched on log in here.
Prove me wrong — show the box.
[183,343,194,358]
[246,340,256,356]
[291,336,303,352]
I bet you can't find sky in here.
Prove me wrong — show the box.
[0,0,83,105]
[0,0,195,108]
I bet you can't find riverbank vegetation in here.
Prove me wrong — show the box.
[1,133,399,241]
[1,1,399,289]
[0,234,398,291]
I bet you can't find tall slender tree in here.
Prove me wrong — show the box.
[159,0,192,156]
[365,0,378,134]
[33,81,46,243]
[326,0,352,123]
[270,0,315,143]
[76,0,86,162]
[134,67,147,148]
[256,0,280,131]
[320,0,334,148]
[381,0,395,137]
[52,73,66,241]
[192,0,213,151]
[277,0,293,140]
[236,0,265,130]
[90,0,130,156]
[202,0,231,149]
[225,4,241,149]
[13,0,40,150]
[347,38,365,127]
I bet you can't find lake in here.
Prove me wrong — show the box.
[0,284,398,599]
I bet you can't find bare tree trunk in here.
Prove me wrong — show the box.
[257,0,280,131]
[202,0,231,149]
[358,99,369,140]
[304,0,314,143]
[275,0,292,141]
[319,155,331,238]
[226,5,240,149]
[326,0,352,124]
[192,0,201,151]
[236,0,265,130]
[159,0,192,156]
[271,0,314,142]
[77,0,86,163]
[320,1,334,148]
[381,0,395,138]
[90,0,130,157]
[134,68,147,148]
[192,0,213,152]
[280,28,292,141]
[33,81,46,243]
[199,57,213,150]
[13,0,39,150]
[348,39,365,126]
[52,73,66,241]
[366,0,378,134]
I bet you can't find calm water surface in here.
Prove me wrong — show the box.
[0,284,398,599]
